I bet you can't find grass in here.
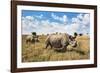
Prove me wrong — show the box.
[22,35,90,62]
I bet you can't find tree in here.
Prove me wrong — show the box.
[73,32,78,39]
[74,32,78,37]
[31,32,39,42]
[32,32,36,36]
[79,33,83,36]
[56,32,58,34]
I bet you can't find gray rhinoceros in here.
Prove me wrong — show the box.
[45,33,77,51]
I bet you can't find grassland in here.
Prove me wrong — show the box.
[22,35,90,62]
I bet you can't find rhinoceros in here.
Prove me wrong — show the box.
[26,35,39,43]
[45,33,77,51]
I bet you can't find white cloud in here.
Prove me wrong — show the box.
[72,17,80,23]
[71,13,90,34]
[82,14,90,26]
[22,13,90,35]
[22,16,38,34]
[63,15,67,23]
[35,14,43,19]
[76,13,90,26]
[25,16,34,20]
[77,14,83,19]
[22,16,68,35]
[51,13,68,23]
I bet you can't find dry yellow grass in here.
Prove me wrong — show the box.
[22,35,90,62]
[75,35,90,54]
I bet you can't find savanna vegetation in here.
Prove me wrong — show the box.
[22,33,90,62]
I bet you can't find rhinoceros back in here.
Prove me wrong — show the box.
[49,33,69,48]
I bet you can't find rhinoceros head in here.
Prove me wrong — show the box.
[69,35,77,47]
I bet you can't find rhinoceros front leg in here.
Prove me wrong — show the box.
[45,42,49,49]
[61,45,66,52]
[61,40,68,50]
[45,42,52,49]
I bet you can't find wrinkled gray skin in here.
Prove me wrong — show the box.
[45,33,77,51]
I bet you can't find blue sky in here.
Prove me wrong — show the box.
[21,10,90,35]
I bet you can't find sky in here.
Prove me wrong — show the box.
[21,10,90,35]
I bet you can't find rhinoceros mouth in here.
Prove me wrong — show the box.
[70,41,77,47]
[72,44,77,47]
